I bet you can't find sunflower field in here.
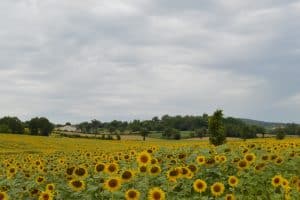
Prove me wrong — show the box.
[0,134,299,200]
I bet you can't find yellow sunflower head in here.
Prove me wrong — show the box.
[237,159,249,170]
[74,166,88,178]
[149,165,161,176]
[69,179,86,192]
[271,175,283,187]
[105,177,122,192]
[225,194,235,200]
[95,163,106,173]
[228,176,239,187]
[125,189,140,200]
[121,170,134,182]
[244,153,256,163]
[38,191,53,200]
[196,156,206,165]
[0,191,9,200]
[45,183,55,193]
[193,179,207,193]
[210,182,225,197]
[148,187,165,200]
[105,163,119,174]
[137,151,151,165]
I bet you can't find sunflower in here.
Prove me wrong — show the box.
[211,182,225,197]
[66,166,75,176]
[237,159,249,170]
[179,167,191,178]
[281,178,289,189]
[193,179,207,193]
[6,167,17,179]
[149,165,161,176]
[167,168,181,182]
[148,187,165,200]
[69,179,86,192]
[125,189,140,200]
[36,176,45,184]
[188,164,198,173]
[219,155,227,163]
[38,191,53,200]
[121,170,134,182]
[275,157,284,165]
[151,158,158,165]
[45,183,55,193]
[228,176,239,187]
[244,153,256,163]
[137,151,151,165]
[105,177,122,192]
[271,175,282,187]
[261,155,269,161]
[95,163,106,173]
[196,156,206,165]
[139,165,147,174]
[225,194,235,200]
[105,163,119,174]
[74,166,88,179]
[0,191,9,200]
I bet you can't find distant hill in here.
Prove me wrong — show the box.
[238,118,287,129]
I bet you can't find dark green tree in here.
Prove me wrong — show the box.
[28,117,54,136]
[209,110,226,146]
[0,116,24,134]
[275,128,286,140]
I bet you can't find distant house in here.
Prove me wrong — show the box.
[56,125,78,132]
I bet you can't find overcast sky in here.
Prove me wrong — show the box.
[0,0,300,123]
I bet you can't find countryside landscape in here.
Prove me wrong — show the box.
[1,0,300,199]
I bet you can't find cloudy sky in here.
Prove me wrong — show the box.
[1,0,300,123]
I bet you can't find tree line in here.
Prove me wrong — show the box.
[0,116,54,136]
[1,113,300,139]
[75,114,270,139]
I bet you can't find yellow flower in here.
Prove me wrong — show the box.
[36,176,45,184]
[105,177,122,192]
[137,151,151,165]
[125,189,140,200]
[225,194,235,200]
[167,168,181,182]
[38,191,53,200]
[193,179,207,193]
[148,187,165,200]
[45,183,55,193]
[211,182,225,197]
[196,156,206,165]
[244,153,256,163]
[179,167,191,178]
[228,176,239,187]
[149,165,161,176]
[105,163,119,174]
[271,175,282,187]
[0,191,9,200]
[121,170,134,182]
[281,178,289,189]
[69,179,86,192]
[95,163,106,173]
[237,159,249,170]
[74,166,88,179]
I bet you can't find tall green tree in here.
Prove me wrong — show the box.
[0,116,24,134]
[209,110,226,146]
[28,117,54,136]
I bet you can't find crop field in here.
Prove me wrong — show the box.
[0,134,299,200]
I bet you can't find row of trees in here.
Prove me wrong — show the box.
[0,116,54,136]
[75,114,266,139]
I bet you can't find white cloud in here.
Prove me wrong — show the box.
[0,0,299,123]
